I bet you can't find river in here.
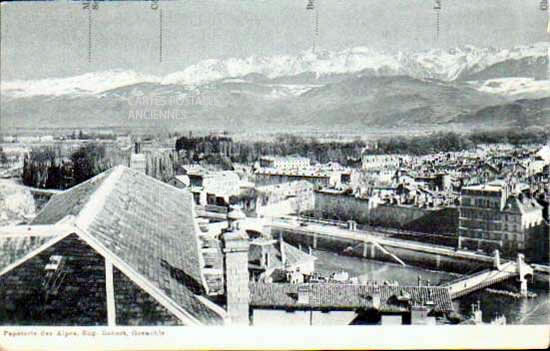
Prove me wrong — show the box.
[313,249,550,325]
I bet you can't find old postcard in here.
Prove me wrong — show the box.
[0,0,549,350]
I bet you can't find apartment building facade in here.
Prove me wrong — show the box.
[458,181,544,256]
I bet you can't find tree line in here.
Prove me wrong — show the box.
[175,134,365,166]
[175,128,549,168]
[367,129,550,156]
[22,144,111,189]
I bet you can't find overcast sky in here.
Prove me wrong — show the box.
[1,0,548,80]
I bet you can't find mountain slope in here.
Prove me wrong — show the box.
[277,75,506,128]
[2,75,507,131]
[456,56,548,81]
[451,97,550,128]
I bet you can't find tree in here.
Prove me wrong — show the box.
[0,147,7,165]
[71,143,108,185]
[22,147,60,188]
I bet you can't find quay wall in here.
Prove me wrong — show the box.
[313,191,458,234]
[271,227,491,274]
[271,227,550,289]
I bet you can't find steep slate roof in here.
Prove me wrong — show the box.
[249,283,453,313]
[28,165,223,325]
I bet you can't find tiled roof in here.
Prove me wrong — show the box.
[249,283,453,313]
[28,166,223,325]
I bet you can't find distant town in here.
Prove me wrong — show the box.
[0,127,549,326]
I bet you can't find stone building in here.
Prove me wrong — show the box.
[259,156,310,170]
[222,209,250,325]
[185,170,242,206]
[362,154,409,171]
[254,168,342,188]
[255,180,315,216]
[458,180,544,256]
[129,142,146,174]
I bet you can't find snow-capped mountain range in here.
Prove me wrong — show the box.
[2,43,549,98]
[2,43,549,132]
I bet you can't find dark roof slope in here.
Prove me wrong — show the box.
[28,166,222,324]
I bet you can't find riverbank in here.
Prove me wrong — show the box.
[271,221,550,290]
[311,249,550,325]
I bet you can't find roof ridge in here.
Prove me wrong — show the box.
[123,164,194,192]
[30,168,114,223]
[75,166,125,231]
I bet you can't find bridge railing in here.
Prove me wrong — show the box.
[442,268,492,287]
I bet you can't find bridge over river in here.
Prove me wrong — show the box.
[443,253,534,299]
[262,216,536,300]
[196,208,541,300]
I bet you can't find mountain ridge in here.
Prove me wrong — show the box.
[2,43,548,98]
[2,43,549,132]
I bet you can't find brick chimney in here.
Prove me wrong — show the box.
[223,230,250,325]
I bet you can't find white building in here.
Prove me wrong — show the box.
[259,156,310,170]
[129,153,146,174]
[255,180,315,216]
[362,154,409,171]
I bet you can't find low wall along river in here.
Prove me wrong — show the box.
[270,225,549,289]
[272,226,490,273]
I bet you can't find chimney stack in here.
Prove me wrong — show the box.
[223,231,250,325]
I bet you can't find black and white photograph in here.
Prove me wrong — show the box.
[0,0,549,349]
